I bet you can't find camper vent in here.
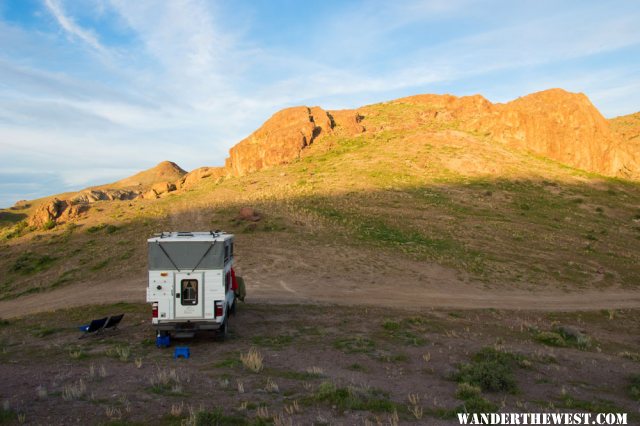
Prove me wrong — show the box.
[177,232,194,237]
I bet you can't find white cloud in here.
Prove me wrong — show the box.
[43,0,106,53]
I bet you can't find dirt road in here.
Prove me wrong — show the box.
[2,236,639,318]
[1,272,639,319]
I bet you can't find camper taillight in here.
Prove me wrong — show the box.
[214,301,223,318]
[152,302,158,318]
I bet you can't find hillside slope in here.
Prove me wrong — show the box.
[1,88,639,312]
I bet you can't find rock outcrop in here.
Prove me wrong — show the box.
[27,198,89,228]
[70,189,140,204]
[484,89,638,179]
[142,181,178,199]
[26,161,187,226]
[225,107,335,176]
[178,167,226,190]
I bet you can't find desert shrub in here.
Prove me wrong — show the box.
[629,374,640,401]
[456,382,481,400]
[0,403,17,423]
[189,407,247,426]
[454,347,522,393]
[334,336,375,353]
[455,382,497,413]
[312,382,396,413]
[10,252,56,274]
[86,224,107,233]
[535,331,566,347]
[556,326,591,349]
[458,393,498,413]
[382,320,401,331]
[535,327,591,349]
[42,219,56,230]
[2,220,32,240]
[105,224,119,234]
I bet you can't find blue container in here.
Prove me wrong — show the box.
[174,346,190,359]
[79,325,90,332]
[156,335,170,348]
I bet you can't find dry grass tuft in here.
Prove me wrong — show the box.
[407,393,423,420]
[265,377,279,393]
[149,367,182,394]
[170,402,184,417]
[105,406,122,420]
[273,413,293,426]
[107,345,131,362]
[240,347,264,372]
[256,406,269,419]
[62,379,86,401]
[284,400,302,415]
[306,366,324,375]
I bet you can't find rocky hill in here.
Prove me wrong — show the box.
[22,161,186,228]
[1,88,640,305]
[216,88,639,181]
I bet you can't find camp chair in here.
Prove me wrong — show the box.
[78,317,107,339]
[104,314,124,331]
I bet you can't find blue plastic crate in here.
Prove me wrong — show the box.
[174,346,190,359]
[156,335,170,348]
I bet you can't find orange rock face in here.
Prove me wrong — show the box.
[482,89,638,179]
[215,88,638,181]
[178,167,226,190]
[225,106,335,176]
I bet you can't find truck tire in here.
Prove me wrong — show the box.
[215,316,228,342]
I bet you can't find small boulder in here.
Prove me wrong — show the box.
[236,207,262,222]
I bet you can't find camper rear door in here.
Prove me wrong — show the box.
[175,272,204,319]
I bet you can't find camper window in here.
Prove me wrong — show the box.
[181,279,198,306]
[224,245,230,262]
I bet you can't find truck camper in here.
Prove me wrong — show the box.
[146,231,237,340]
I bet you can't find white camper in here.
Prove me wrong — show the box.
[146,231,236,339]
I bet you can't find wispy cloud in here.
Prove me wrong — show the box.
[43,0,106,53]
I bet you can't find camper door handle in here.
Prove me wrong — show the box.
[176,293,180,298]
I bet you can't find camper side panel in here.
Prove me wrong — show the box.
[204,270,224,320]
[147,271,174,322]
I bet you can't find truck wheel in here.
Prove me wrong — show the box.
[215,317,228,342]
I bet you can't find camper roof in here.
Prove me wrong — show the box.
[147,231,233,243]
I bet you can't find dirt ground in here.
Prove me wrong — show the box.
[0,302,639,425]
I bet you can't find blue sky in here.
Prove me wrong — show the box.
[0,0,639,207]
